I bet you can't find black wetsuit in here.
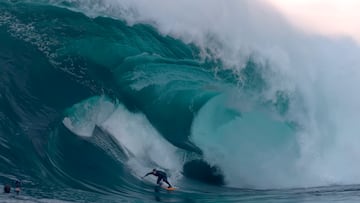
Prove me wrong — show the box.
[145,170,172,187]
[3,184,10,193]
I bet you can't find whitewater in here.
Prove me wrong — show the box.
[1,0,360,202]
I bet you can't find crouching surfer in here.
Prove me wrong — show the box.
[143,169,172,188]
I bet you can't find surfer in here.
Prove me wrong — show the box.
[143,169,172,188]
[3,184,10,193]
[14,180,21,195]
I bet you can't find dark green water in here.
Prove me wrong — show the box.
[1,1,360,202]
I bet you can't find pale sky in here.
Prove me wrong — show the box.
[267,0,360,43]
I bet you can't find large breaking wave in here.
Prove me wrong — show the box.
[51,0,360,188]
[1,1,360,202]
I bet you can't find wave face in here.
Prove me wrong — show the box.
[2,0,360,202]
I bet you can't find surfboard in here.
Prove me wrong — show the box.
[141,178,176,191]
[162,186,176,191]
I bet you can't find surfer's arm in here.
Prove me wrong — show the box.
[143,172,153,178]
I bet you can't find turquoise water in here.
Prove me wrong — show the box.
[1,1,360,202]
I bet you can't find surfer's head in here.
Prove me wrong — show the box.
[152,169,157,172]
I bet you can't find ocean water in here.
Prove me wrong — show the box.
[1,0,360,202]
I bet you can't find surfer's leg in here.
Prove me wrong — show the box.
[163,177,172,188]
[156,177,162,185]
